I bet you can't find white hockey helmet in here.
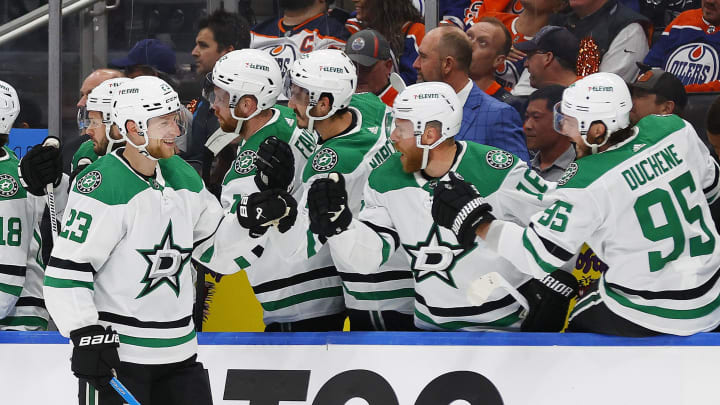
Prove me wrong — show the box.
[111,76,186,160]
[0,80,20,135]
[83,77,131,154]
[286,49,357,131]
[553,72,632,154]
[392,81,462,169]
[205,49,282,134]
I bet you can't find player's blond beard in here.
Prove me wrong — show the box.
[146,138,176,159]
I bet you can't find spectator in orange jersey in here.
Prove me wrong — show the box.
[346,0,425,85]
[345,29,399,106]
[644,0,720,93]
[466,17,525,113]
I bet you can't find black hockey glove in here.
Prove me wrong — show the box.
[254,136,295,192]
[432,172,495,249]
[521,270,579,332]
[236,189,298,238]
[18,140,63,196]
[308,172,352,237]
[69,325,120,390]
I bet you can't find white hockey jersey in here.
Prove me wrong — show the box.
[0,151,46,321]
[44,150,224,364]
[198,93,408,324]
[487,115,720,335]
[328,141,551,331]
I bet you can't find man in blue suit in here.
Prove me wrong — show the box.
[413,26,529,161]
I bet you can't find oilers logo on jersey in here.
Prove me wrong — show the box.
[665,43,720,85]
[403,224,476,288]
[262,44,298,80]
[136,221,192,299]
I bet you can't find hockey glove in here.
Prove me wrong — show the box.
[236,189,298,238]
[308,172,352,237]
[18,141,63,196]
[521,270,579,332]
[432,172,495,249]
[254,136,295,192]
[69,325,120,390]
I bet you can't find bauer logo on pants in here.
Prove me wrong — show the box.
[0,174,19,197]
[77,171,102,194]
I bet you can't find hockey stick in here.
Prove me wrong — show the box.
[467,272,530,316]
[42,137,60,241]
[110,371,141,405]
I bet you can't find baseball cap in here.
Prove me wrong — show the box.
[345,29,392,67]
[111,39,177,75]
[515,26,579,67]
[630,63,688,109]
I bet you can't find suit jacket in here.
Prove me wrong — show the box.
[455,83,529,162]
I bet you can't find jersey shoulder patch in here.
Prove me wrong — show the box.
[73,154,148,205]
[368,153,417,193]
[0,159,24,200]
[456,142,518,196]
[158,155,204,193]
[303,127,379,180]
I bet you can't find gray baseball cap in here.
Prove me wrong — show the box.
[345,29,392,67]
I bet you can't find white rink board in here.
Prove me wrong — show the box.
[2,332,720,404]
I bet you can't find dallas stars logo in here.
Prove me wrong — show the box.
[0,174,18,197]
[312,148,338,172]
[136,221,192,299]
[234,150,257,175]
[486,150,514,170]
[77,170,102,194]
[402,224,476,288]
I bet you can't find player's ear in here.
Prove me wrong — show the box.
[317,94,332,116]
[660,100,675,115]
[125,120,137,135]
[422,122,442,145]
[587,121,607,144]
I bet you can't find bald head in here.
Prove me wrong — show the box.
[77,69,124,108]
[413,26,472,92]
[435,26,472,74]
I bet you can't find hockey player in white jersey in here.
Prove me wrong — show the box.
[44,76,224,404]
[198,49,409,330]
[306,81,576,331]
[434,72,720,336]
[0,80,52,330]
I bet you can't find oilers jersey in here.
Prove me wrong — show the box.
[644,9,720,90]
[487,115,720,335]
[44,151,224,364]
[251,13,350,99]
[328,141,550,331]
